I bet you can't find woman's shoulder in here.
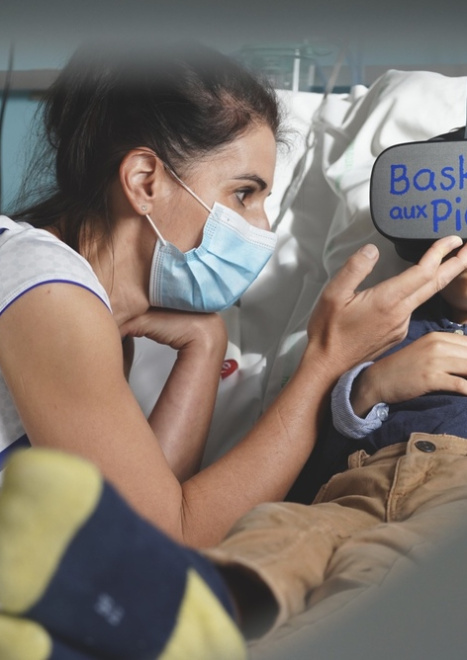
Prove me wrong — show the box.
[0,215,111,314]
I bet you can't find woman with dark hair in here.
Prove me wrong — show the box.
[1,41,467,659]
[0,40,465,549]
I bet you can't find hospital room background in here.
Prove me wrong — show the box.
[2,0,467,657]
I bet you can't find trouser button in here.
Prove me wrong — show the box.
[415,440,436,453]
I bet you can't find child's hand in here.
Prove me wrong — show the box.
[350,332,467,417]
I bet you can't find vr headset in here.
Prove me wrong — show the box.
[370,126,467,262]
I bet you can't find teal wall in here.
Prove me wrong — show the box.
[1,93,41,213]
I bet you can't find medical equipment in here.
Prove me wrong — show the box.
[232,40,350,93]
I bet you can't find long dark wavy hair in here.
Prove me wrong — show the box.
[12,40,282,255]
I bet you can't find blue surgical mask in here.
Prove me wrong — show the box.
[145,170,277,312]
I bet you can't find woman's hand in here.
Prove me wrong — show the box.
[120,309,228,481]
[350,331,467,417]
[306,236,467,377]
[120,308,228,357]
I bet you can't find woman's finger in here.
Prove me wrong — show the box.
[322,243,380,302]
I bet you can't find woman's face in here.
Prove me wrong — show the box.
[160,123,277,252]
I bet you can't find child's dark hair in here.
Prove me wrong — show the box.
[13,40,282,252]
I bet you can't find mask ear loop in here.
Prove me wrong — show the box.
[145,213,167,246]
[163,164,212,214]
[145,164,212,245]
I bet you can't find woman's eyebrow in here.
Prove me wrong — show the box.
[233,174,268,191]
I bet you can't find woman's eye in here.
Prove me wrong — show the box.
[235,189,252,204]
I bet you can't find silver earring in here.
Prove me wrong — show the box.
[141,205,147,212]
